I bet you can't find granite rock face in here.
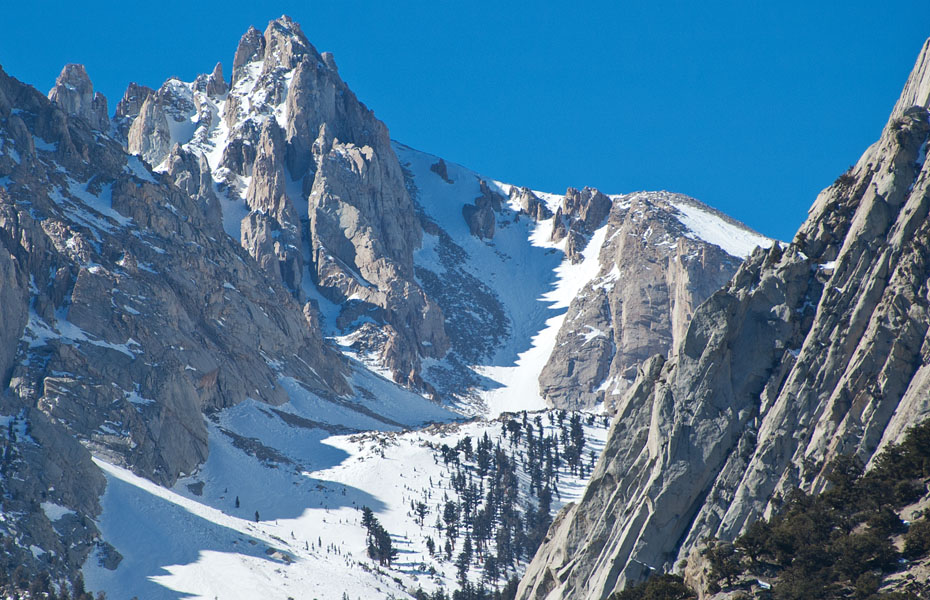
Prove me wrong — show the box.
[550,186,612,263]
[118,16,451,386]
[539,192,752,410]
[0,63,348,583]
[112,82,154,143]
[518,38,930,600]
[47,64,109,131]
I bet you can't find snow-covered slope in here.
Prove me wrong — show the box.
[398,143,590,415]
[669,197,772,259]
[397,145,773,413]
[85,409,609,599]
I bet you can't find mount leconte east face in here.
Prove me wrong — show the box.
[0,15,926,600]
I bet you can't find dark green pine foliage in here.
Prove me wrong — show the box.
[389,410,607,595]
[360,505,398,567]
[705,419,930,599]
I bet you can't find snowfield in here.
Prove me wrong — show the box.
[670,198,771,259]
[85,404,609,600]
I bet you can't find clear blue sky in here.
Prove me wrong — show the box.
[1,1,927,240]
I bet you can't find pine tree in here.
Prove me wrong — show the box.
[483,553,499,586]
[415,501,429,526]
[456,536,473,584]
[361,506,375,532]
[444,500,460,540]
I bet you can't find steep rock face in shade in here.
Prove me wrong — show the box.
[47,64,109,131]
[112,81,154,143]
[0,63,349,582]
[462,180,503,239]
[115,15,451,387]
[517,38,930,600]
[538,192,747,410]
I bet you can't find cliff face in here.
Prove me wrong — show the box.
[0,61,347,580]
[517,38,930,600]
[538,192,756,410]
[113,17,769,402]
[116,17,449,388]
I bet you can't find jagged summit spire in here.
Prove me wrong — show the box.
[231,25,265,85]
[268,14,302,35]
[230,17,327,85]
[47,63,108,131]
[260,15,320,76]
[205,61,227,96]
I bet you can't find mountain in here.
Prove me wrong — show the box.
[0,16,772,599]
[516,38,930,600]
[112,17,770,412]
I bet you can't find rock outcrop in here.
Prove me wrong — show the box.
[539,192,757,410]
[545,186,613,263]
[47,64,108,131]
[510,186,553,222]
[462,180,503,239]
[120,16,451,386]
[518,38,930,600]
[0,62,348,584]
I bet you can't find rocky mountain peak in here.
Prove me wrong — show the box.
[538,191,751,410]
[231,25,265,84]
[261,15,316,75]
[204,61,228,96]
[111,16,452,387]
[47,63,108,131]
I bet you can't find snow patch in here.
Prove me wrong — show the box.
[671,200,771,258]
[41,502,75,522]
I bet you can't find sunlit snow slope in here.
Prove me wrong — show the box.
[85,408,609,600]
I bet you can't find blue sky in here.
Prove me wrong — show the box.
[1,1,927,240]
